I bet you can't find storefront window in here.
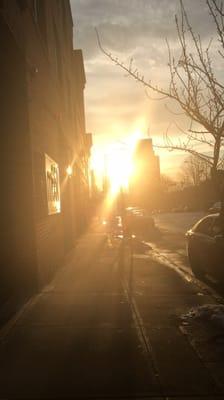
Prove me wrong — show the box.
[45,154,61,215]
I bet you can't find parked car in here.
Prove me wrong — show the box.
[102,215,123,235]
[186,213,224,283]
[125,207,155,237]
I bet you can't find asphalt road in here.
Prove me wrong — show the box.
[154,211,206,235]
[149,212,206,276]
[151,211,224,293]
[154,211,205,249]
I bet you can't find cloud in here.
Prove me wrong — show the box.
[72,0,215,59]
[70,0,222,176]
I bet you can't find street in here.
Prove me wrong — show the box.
[149,211,224,299]
[154,211,205,235]
[0,221,224,399]
[3,1,224,399]
[152,211,206,275]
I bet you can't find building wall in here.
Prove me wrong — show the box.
[0,1,91,298]
[73,50,92,233]
[0,14,37,298]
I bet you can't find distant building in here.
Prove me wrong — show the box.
[129,138,160,209]
[1,1,92,302]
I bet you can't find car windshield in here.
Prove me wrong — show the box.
[193,216,214,235]
[193,215,224,237]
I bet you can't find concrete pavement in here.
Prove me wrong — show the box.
[0,233,159,399]
[0,229,224,399]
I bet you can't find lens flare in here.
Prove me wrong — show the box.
[107,149,133,194]
[90,131,142,195]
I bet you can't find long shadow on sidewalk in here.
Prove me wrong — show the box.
[0,231,161,399]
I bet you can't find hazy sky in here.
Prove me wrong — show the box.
[70,0,218,178]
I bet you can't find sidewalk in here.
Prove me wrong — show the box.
[0,232,159,399]
[0,230,224,399]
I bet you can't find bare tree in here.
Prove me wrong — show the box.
[180,155,211,186]
[96,0,224,178]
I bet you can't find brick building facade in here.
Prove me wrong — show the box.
[1,1,91,302]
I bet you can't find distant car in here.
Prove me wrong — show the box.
[208,201,221,213]
[186,213,224,284]
[103,215,122,235]
[125,207,155,236]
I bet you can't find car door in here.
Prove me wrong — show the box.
[208,216,224,280]
[192,216,215,275]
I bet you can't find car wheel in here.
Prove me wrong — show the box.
[188,249,205,279]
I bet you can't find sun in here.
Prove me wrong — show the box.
[107,148,133,194]
[90,130,142,194]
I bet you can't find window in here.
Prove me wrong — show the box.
[45,154,61,215]
[194,217,214,236]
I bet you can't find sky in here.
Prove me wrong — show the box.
[70,0,219,182]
